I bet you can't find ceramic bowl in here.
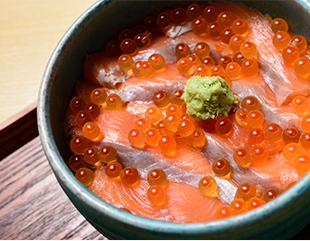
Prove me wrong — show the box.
[38,0,310,239]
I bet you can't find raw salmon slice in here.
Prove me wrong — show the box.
[89,168,226,222]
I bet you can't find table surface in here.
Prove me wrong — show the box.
[0,0,97,124]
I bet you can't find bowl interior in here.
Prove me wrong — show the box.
[38,0,310,239]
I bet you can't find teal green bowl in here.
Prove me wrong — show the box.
[38,0,310,239]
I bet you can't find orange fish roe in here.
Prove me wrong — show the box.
[198,176,218,197]
[241,59,259,78]
[247,197,266,210]
[235,183,256,201]
[294,154,310,174]
[233,147,251,167]
[283,143,302,162]
[271,18,289,33]
[251,145,269,165]
[212,158,231,178]
[240,41,257,59]
[300,133,310,151]
[145,128,161,147]
[169,90,184,106]
[128,128,146,148]
[291,96,309,115]
[192,17,208,35]
[145,106,163,124]
[263,188,282,202]
[82,122,101,141]
[216,206,233,219]
[158,135,177,155]
[135,118,152,132]
[120,167,140,185]
[264,123,283,142]
[147,169,167,188]
[99,146,118,163]
[69,154,86,172]
[70,135,89,155]
[230,198,246,215]
[105,161,122,178]
[70,97,86,113]
[153,90,170,108]
[75,167,95,187]
[84,146,100,165]
[147,185,166,206]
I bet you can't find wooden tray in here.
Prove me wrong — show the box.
[0,102,308,239]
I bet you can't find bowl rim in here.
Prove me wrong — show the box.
[37,0,310,236]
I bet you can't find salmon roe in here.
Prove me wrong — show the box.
[70,135,89,155]
[186,4,202,20]
[235,182,256,201]
[194,42,210,58]
[215,117,233,135]
[233,147,251,167]
[291,96,309,115]
[283,143,302,162]
[99,145,118,163]
[192,17,208,35]
[216,206,233,219]
[212,158,231,178]
[271,18,289,33]
[282,127,301,144]
[158,135,177,155]
[294,154,310,174]
[264,188,282,202]
[251,145,269,165]
[198,176,217,197]
[135,118,151,132]
[75,167,95,187]
[294,57,310,79]
[145,128,161,147]
[169,90,184,106]
[147,185,166,206]
[189,128,206,148]
[246,110,264,128]
[70,97,86,113]
[84,146,99,165]
[105,161,122,178]
[69,154,86,172]
[120,167,140,185]
[90,88,107,106]
[106,93,123,110]
[147,169,167,188]
[241,59,259,78]
[300,132,310,151]
[128,128,146,148]
[273,31,291,51]
[153,90,170,108]
[264,123,283,142]
[247,197,266,210]
[145,106,163,124]
[229,34,245,53]
[230,198,246,215]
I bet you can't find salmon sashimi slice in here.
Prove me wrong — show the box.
[89,168,227,223]
[96,102,149,143]
[97,141,237,204]
[250,153,301,190]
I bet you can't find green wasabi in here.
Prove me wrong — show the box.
[181,76,237,120]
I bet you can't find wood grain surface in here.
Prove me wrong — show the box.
[0,0,97,124]
[0,136,106,240]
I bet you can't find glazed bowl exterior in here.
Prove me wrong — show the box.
[38,0,310,239]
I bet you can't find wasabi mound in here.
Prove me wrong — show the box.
[182,76,237,120]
